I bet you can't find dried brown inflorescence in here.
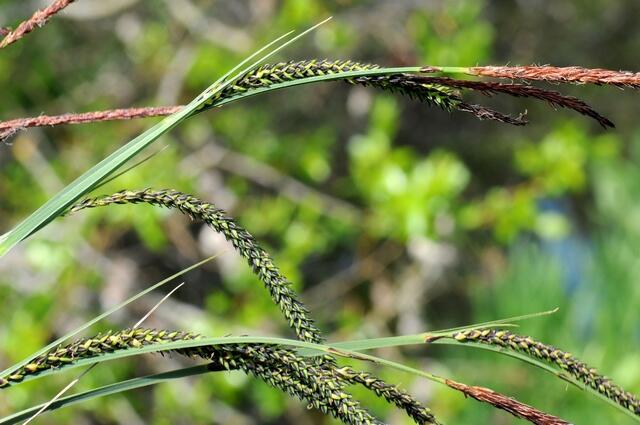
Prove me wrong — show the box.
[448,329,640,417]
[0,106,183,143]
[417,76,614,128]
[0,0,76,49]
[446,379,571,425]
[469,65,640,88]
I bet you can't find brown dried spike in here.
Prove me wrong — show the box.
[469,65,640,89]
[446,379,572,425]
[0,106,183,143]
[0,0,76,49]
[417,76,614,128]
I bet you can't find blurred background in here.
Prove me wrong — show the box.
[1,0,639,423]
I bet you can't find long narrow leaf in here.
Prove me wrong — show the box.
[298,308,557,354]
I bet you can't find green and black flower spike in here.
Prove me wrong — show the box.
[68,189,323,345]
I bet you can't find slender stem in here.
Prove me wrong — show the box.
[421,66,471,75]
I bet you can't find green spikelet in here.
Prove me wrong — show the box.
[0,328,200,387]
[334,366,439,424]
[67,189,323,345]
[198,59,461,112]
[450,329,640,416]
[220,345,383,425]
[0,328,384,424]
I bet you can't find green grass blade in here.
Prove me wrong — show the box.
[0,107,192,256]
[92,145,170,190]
[0,331,578,390]
[0,255,218,378]
[0,365,213,425]
[419,308,559,336]
[300,308,556,354]
[196,17,332,104]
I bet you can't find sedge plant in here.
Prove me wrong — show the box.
[1,10,640,425]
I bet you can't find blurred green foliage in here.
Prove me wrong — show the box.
[1,1,639,424]
[349,96,470,239]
